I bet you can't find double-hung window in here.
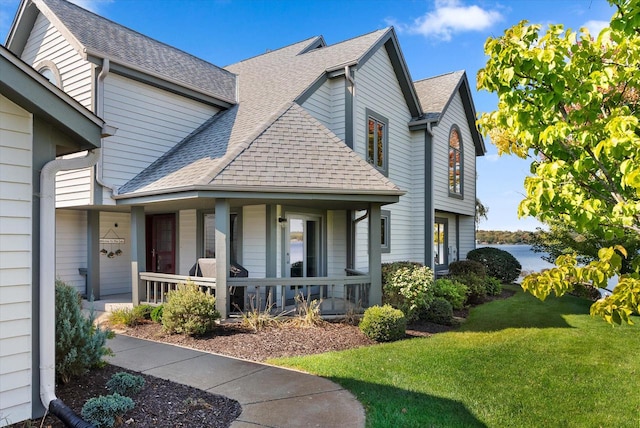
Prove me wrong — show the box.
[448,126,463,197]
[366,109,389,175]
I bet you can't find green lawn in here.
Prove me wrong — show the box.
[270,286,640,427]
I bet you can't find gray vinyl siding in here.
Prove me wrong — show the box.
[21,13,93,109]
[327,210,347,276]
[301,76,346,141]
[55,151,92,207]
[243,205,267,278]
[353,47,416,264]
[55,209,87,294]
[432,92,476,217]
[101,74,219,199]
[458,215,476,260]
[98,212,131,296]
[0,95,33,425]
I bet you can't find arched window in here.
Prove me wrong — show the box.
[448,127,463,196]
[35,60,62,89]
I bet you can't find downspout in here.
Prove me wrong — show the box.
[95,58,118,197]
[40,149,101,427]
[425,122,435,270]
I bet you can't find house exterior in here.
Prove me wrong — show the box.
[4,0,485,320]
[0,44,103,426]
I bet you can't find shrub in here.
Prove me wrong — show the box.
[433,278,468,310]
[106,372,145,397]
[108,307,144,327]
[55,280,113,384]
[382,261,423,287]
[467,247,522,283]
[383,265,434,321]
[133,304,153,320]
[448,260,486,277]
[570,283,602,301]
[422,297,454,325]
[451,273,488,305]
[162,281,220,336]
[359,305,406,342]
[81,393,134,428]
[150,305,164,323]
[484,276,503,296]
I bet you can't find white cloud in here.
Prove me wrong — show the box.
[392,0,503,41]
[581,19,608,37]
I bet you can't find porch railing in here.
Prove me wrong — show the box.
[137,272,371,315]
[139,272,216,305]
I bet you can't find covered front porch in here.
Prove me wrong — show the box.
[113,192,396,319]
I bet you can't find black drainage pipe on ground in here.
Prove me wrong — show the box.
[49,399,95,428]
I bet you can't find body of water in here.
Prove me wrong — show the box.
[483,244,554,274]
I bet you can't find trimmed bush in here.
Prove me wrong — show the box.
[106,372,145,397]
[485,276,503,296]
[55,280,113,384]
[448,260,486,277]
[81,393,134,428]
[433,278,468,310]
[162,281,220,336]
[467,247,522,283]
[360,305,406,342]
[383,265,434,321]
[150,305,164,323]
[451,273,488,305]
[422,297,454,325]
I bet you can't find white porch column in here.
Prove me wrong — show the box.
[368,203,382,306]
[130,206,145,306]
[215,199,230,318]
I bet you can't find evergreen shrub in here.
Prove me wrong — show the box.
[81,393,134,428]
[467,247,522,283]
[162,281,220,336]
[106,372,145,397]
[359,304,406,342]
[150,305,164,323]
[422,297,454,325]
[448,260,486,277]
[55,280,113,383]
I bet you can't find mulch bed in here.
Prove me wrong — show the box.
[9,288,517,428]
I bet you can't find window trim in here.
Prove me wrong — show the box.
[365,108,389,176]
[35,60,63,89]
[381,210,391,253]
[448,125,464,199]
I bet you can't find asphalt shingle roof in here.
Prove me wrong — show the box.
[41,0,236,103]
[119,29,403,197]
[413,70,464,121]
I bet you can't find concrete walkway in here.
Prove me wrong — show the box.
[106,335,366,428]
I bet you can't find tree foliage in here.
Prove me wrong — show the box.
[477,0,640,323]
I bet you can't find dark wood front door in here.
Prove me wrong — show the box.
[146,214,176,274]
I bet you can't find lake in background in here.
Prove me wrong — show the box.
[482,244,554,275]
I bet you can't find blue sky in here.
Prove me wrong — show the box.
[0,0,616,231]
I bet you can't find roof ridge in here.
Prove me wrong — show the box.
[224,36,321,68]
[42,0,234,78]
[414,69,465,84]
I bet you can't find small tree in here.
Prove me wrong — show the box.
[477,0,640,323]
[55,280,113,383]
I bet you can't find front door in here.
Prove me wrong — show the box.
[146,214,176,274]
